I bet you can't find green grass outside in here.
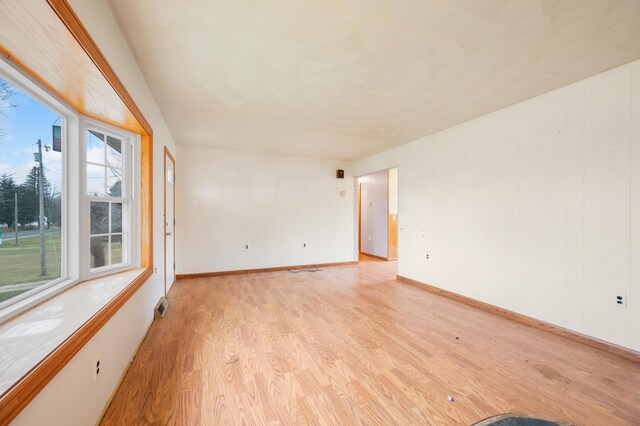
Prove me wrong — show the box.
[0,289,30,302]
[0,230,62,303]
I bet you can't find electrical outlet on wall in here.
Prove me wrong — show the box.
[426,253,430,260]
[93,355,101,383]
[245,244,249,250]
[616,294,627,308]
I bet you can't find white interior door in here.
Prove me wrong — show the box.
[164,149,175,294]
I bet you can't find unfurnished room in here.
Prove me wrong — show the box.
[0,1,639,425]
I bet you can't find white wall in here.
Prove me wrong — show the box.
[389,168,398,215]
[359,170,388,258]
[354,60,640,352]
[9,8,639,425]
[12,0,177,424]
[176,145,354,274]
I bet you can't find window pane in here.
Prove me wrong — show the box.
[0,76,63,304]
[111,203,123,233]
[90,236,109,268]
[106,136,122,170]
[111,234,124,264]
[90,201,109,235]
[87,164,106,196]
[87,130,105,164]
[107,172,122,197]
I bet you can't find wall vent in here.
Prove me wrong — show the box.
[154,297,169,319]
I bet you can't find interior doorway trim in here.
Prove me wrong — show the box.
[358,183,362,254]
[164,147,176,296]
[356,167,398,262]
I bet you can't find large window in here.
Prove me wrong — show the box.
[0,76,63,305]
[0,66,140,317]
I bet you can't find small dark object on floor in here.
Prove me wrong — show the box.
[473,413,572,426]
[456,336,459,340]
[288,266,321,273]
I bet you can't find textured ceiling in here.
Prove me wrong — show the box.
[107,0,640,161]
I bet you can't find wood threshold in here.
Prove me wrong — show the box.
[397,275,640,364]
[360,252,390,262]
[177,261,358,280]
[0,268,153,426]
[0,1,155,424]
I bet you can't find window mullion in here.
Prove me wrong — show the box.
[108,201,112,267]
[72,121,84,280]
[103,143,107,196]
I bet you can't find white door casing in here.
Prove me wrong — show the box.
[164,148,175,295]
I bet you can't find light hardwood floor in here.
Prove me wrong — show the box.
[101,257,640,425]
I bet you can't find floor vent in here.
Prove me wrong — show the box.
[154,297,169,319]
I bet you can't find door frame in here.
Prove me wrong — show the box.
[163,146,176,296]
[354,167,399,262]
[358,182,362,254]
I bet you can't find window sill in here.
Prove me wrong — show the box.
[0,277,74,325]
[0,267,152,425]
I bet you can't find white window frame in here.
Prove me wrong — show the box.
[0,56,141,323]
[80,118,140,279]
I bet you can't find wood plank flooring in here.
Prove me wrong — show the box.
[101,258,640,425]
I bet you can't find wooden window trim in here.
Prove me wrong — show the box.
[45,0,154,268]
[0,1,154,424]
[45,0,152,136]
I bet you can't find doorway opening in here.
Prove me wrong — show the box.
[356,167,398,263]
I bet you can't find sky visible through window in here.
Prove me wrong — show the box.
[0,77,61,188]
[0,76,63,304]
